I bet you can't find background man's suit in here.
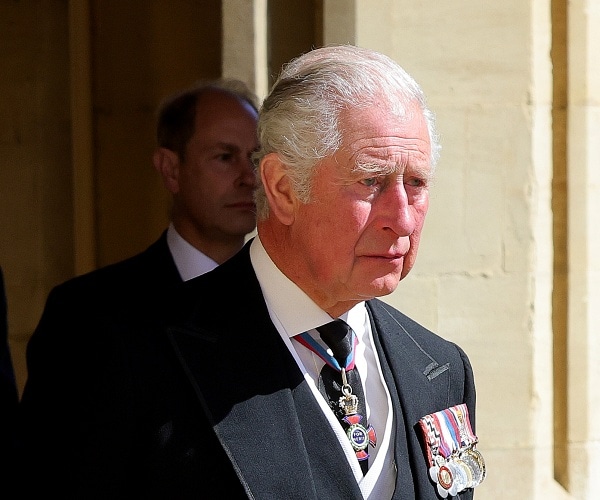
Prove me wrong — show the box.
[1,266,19,495]
[20,240,475,499]
[0,266,18,430]
[19,232,183,495]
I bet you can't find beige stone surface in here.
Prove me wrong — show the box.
[1,1,598,498]
[346,0,596,497]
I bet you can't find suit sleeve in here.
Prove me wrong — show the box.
[18,284,137,497]
[455,343,477,434]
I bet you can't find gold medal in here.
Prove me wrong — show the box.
[462,447,486,486]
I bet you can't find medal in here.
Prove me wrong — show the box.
[337,368,376,460]
[419,404,486,498]
[294,330,377,463]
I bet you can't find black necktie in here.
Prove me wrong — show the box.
[317,319,375,474]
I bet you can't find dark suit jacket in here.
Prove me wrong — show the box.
[0,266,18,421]
[18,233,182,495]
[19,239,476,500]
[1,267,19,495]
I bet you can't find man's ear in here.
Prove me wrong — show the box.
[260,153,297,226]
[153,147,180,194]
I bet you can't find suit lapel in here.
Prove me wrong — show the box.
[367,299,463,500]
[368,300,453,413]
[367,303,419,499]
[167,244,362,499]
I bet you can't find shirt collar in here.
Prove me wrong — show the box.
[166,223,218,281]
[249,235,367,338]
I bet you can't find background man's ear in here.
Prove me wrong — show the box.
[152,148,180,194]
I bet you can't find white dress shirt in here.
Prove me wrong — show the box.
[250,236,397,499]
[166,223,218,281]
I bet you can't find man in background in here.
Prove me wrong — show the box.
[19,79,259,494]
[152,79,259,272]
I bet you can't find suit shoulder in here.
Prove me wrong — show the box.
[367,298,466,353]
[367,299,433,334]
[48,253,144,299]
[48,237,173,301]
[164,244,262,323]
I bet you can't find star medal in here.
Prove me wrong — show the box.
[294,330,377,463]
[338,368,376,461]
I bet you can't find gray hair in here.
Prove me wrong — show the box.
[253,45,440,220]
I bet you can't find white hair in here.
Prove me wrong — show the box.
[253,45,440,220]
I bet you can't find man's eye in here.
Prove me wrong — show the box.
[361,177,378,187]
[406,177,426,187]
[218,153,233,161]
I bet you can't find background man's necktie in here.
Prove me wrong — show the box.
[316,319,376,475]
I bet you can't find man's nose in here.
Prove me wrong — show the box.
[381,183,417,236]
[238,156,257,187]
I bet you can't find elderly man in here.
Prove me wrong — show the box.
[20,46,482,499]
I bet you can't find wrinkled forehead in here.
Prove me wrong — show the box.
[338,101,429,144]
[334,103,432,173]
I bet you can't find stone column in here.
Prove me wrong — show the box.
[567,1,600,498]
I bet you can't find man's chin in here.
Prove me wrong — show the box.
[363,276,403,299]
[229,222,257,237]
